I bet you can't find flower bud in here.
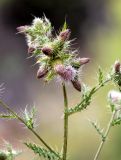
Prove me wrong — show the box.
[79,57,90,65]
[59,29,71,41]
[41,46,53,56]
[108,90,121,105]
[16,25,28,34]
[54,64,76,81]
[37,66,48,79]
[114,60,121,73]
[28,47,35,55]
[71,79,81,92]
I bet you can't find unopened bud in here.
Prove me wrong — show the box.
[71,79,81,92]
[114,61,121,73]
[16,25,28,34]
[59,29,71,41]
[37,66,48,79]
[28,47,35,55]
[41,46,53,56]
[79,58,90,65]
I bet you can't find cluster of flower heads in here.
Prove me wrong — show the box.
[17,16,90,91]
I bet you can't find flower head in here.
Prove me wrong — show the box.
[108,90,121,105]
[17,16,90,91]
[54,64,76,81]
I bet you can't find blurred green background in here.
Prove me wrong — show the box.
[0,0,121,159]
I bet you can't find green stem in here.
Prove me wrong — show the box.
[0,100,61,159]
[62,83,68,160]
[94,110,116,160]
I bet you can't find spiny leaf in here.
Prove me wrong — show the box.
[0,114,17,119]
[98,67,104,85]
[25,142,60,160]
[112,117,121,126]
[90,120,105,141]
[23,106,37,129]
[62,20,67,31]
[68,87,96,115]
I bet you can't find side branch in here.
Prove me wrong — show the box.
[93,110,116,160]
[68,78,112,116]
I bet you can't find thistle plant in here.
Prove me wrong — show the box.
[0,16,121,160]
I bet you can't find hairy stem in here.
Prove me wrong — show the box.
[0,100,61,159]
[62,83,68,160]
[94,110,116,160]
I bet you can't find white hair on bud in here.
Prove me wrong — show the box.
[32,17,43,26]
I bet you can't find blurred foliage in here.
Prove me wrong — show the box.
[0,0,14,6]
[88,0,121,67]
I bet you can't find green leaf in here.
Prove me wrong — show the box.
[110,103,115,112]
[68,87,96,115]
[98,67,104,85]
[23,106,37,129]
[112,117,121,126]
[25,142,60,160]
[0,114,17,119]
